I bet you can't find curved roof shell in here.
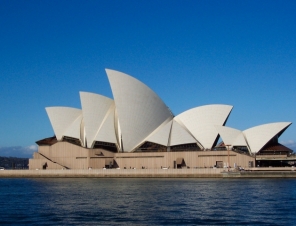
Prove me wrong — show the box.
[106,69,173,152]
[114,110,122,150]
[146,119,172,146]
[43,69,292,154]
[45,107,82,141]
[80,118,86,147]
[243,122,292,153]
[215,125,247,148]
[175,104,233,149]
[94,103,117,144]
[169,120,197,146]
[80,92,114,148]
[63,114,83,140]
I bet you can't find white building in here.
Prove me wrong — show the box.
[30,69,293,170]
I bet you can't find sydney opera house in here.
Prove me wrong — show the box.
[29,69,293,170]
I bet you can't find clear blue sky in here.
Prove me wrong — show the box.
[0,0,295,157]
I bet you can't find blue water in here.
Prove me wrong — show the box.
[0,178,295,225]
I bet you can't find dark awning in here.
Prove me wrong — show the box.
[36,136,57,146]
[261,143,293,152]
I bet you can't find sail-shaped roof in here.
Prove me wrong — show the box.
[106,69,173,152]
[169,120,197,146]
[45,107,82,141]
[43,69,292,155]
[215,125,247,148]
[175,104,233,149]
[243,122,292,153]
[80,92,114,148]
[146,120,172,146]
[94,104,117,144]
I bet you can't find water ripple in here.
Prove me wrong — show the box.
[0,178,295,225]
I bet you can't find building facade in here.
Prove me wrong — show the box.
[29,69,293,170]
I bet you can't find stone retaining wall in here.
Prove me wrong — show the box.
[1,168,296,178]
[0,168,224,178]
[222,171,296,178]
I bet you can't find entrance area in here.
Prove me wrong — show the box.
[216,161,223,168]
[176,158,186,169]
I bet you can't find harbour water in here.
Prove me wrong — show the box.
[0,178,295,225]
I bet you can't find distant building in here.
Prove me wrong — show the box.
[29,69,293,170]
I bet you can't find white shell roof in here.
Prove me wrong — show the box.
[80,92,114,148]
[114,110,122,150]
[44,69,292,154]
[147,120,172,146]
[94,104,117,144]
[243,122,292,153]
[233,133,248,147]
[80,118,86,147]
[170,120,197,146]
[106,69,173,152]
[63,114,83,140]
[45,107,82,141]
[175,104,233,149]
[215,125,247,148]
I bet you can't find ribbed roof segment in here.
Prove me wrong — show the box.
[45,107,82,141]
[43,69,292,154]
[170,120,197,146]
[106,69,173,152]
[147,120,172,146]
[80,92,115,148]
[243,122,292,153]
[175,104,233,149]
[94,104,117,144]
[64,115,83,140]
[215,125,247,147]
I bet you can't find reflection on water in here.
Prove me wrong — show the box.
[0,178,296,225]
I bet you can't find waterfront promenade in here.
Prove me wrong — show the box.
[0,168,224,178]
[0,167,295,178]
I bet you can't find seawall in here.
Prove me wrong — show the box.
[222,171,296,178]
[0,168,223,178]
[0,167,296,178]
